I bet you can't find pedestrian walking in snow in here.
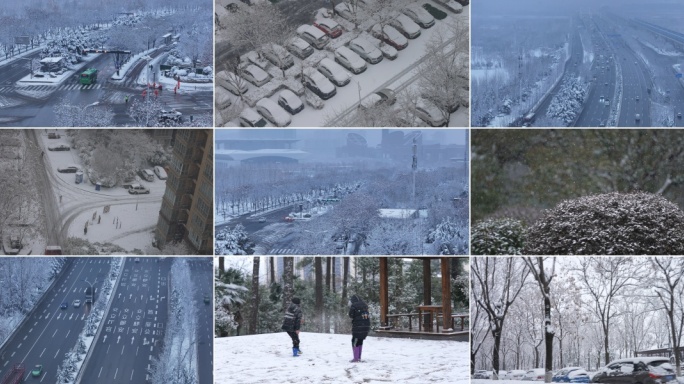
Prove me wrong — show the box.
[84,226,87,235]
[98,215,101,224]
[154,89,159,98]
[125,95,129,104]
[281,297,303,357]
[349,295,371,362]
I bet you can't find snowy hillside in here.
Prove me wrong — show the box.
[215,332,469,383]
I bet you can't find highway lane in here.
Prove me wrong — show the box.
[0,51,43,85]
[187,258,213,384]
[80,257,170,383]
[575,18,617,127]
[0,258,109,383]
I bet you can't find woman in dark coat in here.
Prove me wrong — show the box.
[348,294,370,362]
[281,297,303,357]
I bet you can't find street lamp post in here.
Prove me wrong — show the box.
[83,278,97,304]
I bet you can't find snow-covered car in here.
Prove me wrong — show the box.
[592,358,676,384]
[348,38,383,64]
[314,18,343,38]
[158,109,183,125]
[504,370,527,380]
[277,90,304,115]
[317,58,352,87]
[377,42,398,60]
[371,24,408,50]
[433,0,463,13]
[678,112,682,119]
[240,50,270,70]
[334,2,356,23]
[239,107,268,127]
[153,166,167,180]
[286,37,314,59]
[284,216,294,222]
[552,367,590,383]
[635,113,641,121]
[262,43,294,70]
[390,14,422,39]
[334,46,367,74]
[240,65,271,87]
[258,217,266,223]
[473,370,492,379]
[256,98,292,127]
[73,300,81,308]
[302,67,337,100]
[522,368,546,381]
[414,98,447,126]
[297,25,329,49]
[218,71,249,95]
[48,132,61,139]
[48,144,70,151]
[139,169,155,182]
[403,6,436,28]
[360,88,396,109]
[128,183,150,194]
[57,165,80,173]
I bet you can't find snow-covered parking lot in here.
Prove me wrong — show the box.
[217,1,469,127]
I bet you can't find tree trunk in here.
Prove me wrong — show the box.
[493,328,502,379]
[249,257,260,334]
[315,257,323,333]
[324,257,331,332]
[544,292,553,382]
[218,257,224,276]
[270,256,276,284]
[282,257,294,312]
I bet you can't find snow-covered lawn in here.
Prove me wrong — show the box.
[473,378,684,383]
[215,332,469,383]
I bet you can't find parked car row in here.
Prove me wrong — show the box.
[474,358,676,383]
[222,0,456,127]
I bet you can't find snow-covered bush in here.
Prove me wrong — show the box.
[546,77,586,126]
[472,218,525,255]
[215,224,254,255]
[525,192,684,255]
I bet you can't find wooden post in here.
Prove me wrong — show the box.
[379,257,388,328]
[441,257,452,332]
[423,258,431,330]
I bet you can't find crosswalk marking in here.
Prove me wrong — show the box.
[269,248,298,255]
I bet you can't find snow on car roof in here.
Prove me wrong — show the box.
[382,25,407,43]
[256,98,291,126]
[288,37,311,50]
[298,24,326,39]
[239,107,263,122]
[361,93,382,108]
[404,4,434,21]
[319,58,351,81]
[608,357,671,364]
[303,67,335,93]
[336,46,365,66]
[351,37,377,52]
[244,65,269,81]
[278,90,302,108]
[317,18,340,29]
[395,14,420,32]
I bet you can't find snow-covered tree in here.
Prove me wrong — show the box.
[472,257,530,379]
[523,257,556,383]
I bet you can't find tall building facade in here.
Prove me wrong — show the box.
[156,129,213,254]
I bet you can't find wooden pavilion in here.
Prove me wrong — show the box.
[374,257,468,341]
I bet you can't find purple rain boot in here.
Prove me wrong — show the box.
[350,346,360,362]
[358,345,363,361]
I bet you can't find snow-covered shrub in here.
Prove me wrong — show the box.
[525,192,684,255]
[471,218,525,255]
[546,77,586,126]
[216,224,254,255]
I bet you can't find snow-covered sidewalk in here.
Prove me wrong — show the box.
[215,332,468,383]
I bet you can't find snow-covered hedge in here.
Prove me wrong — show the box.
[525,192,684,255]
[546,77,586,126]
[472,218,525,255]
